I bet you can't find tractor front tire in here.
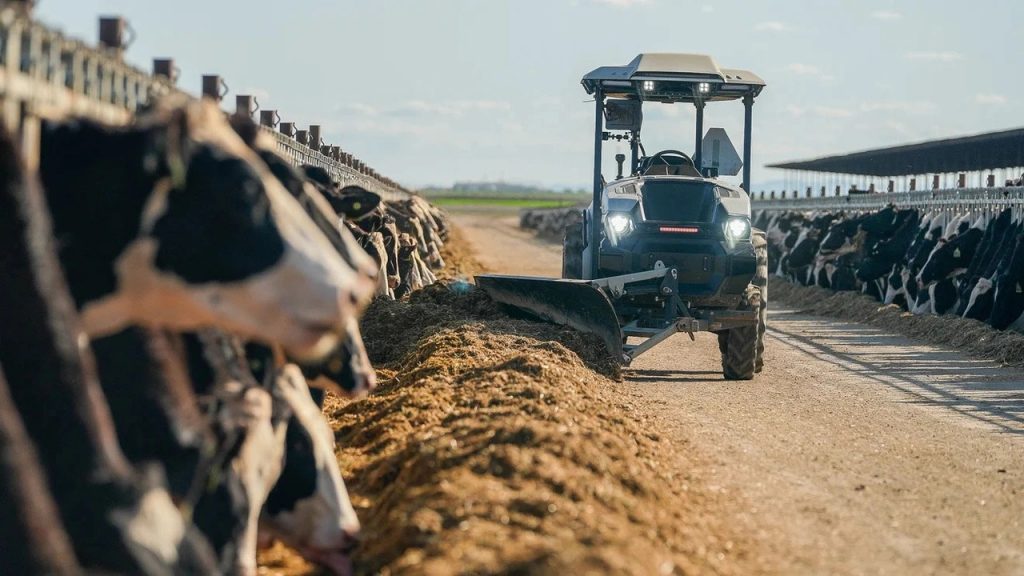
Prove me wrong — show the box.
[720,325,758,380]
[752,229,769,373]
[562,221,584,279]
[719,283,763,381]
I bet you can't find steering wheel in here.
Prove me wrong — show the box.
[648,149,693,166]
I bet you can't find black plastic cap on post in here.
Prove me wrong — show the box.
[308,125,322,151]
[259,110,278,128]
[153,58,175,83]
[99,17,126,53]
[235,95,258,118]
[201,75,226,102]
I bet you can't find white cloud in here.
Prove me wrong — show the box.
[339,99,511,119]
[975,93,1008,105]
[701,4,714,12]
[591,0,650,6]
[904,51,965,62]
[786,63,820,75]
[786,105,805,118]
[754,21,788,32]
[870,10,902,21]
[813,106,854,118]
[859,100,938,115]
[336,102,379,116]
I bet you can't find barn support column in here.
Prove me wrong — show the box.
[742,94,753,192]
[589,89,605,279]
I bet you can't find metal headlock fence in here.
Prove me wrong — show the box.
[752,187,1024,215]
[0,5,409,200]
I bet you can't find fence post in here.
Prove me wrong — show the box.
[932,175,940,190]
[296,129,309,146]
[280,122,296,138]
[909,178,916,191]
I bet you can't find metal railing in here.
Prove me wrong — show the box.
[752,187,1024,213]
[0,6,408,199]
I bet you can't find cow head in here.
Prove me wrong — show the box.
[331,185,383,221]
[301,316,377,398]
[260,364,359,576]
[40,97,372,361]
[918,226,984,287]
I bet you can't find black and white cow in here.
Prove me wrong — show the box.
[963,211,1021,321]
[40,96,375,361]
[0,119,219,574]
[990,231,1024,331]
[259,364,361,576]
[761,201,1024,333]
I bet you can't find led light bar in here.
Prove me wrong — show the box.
[659,226,700,234]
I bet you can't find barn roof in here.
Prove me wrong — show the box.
[768,128,1024,176]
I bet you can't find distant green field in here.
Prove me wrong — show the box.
[430,196,582,208]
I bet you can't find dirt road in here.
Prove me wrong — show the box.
[452,211,1024,576]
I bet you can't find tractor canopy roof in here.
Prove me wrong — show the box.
[582,53,765,104]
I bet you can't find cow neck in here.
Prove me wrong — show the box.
[90,328,213,498]
[0,365,82,575]
[39,121,170,310]
[0,127,138,514]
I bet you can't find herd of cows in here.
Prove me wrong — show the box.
[1,94,450,575]
[756,203,1024,331]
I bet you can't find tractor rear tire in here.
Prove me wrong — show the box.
[562,222,584,279]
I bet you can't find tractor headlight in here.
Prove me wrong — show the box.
[607,212,633,236]
[725,217,749,240]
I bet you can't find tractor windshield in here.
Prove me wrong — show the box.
[639,180,716,222]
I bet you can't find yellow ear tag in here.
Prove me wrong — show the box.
[328,357,343,373]
[353,202,362,211]
[168,153,187,190]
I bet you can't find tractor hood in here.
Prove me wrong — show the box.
[603,176,750,224]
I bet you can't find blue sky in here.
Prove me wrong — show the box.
[38,0,1021,191]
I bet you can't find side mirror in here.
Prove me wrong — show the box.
[615,154,626,179]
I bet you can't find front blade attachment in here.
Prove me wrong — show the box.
[475,274,625,362]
